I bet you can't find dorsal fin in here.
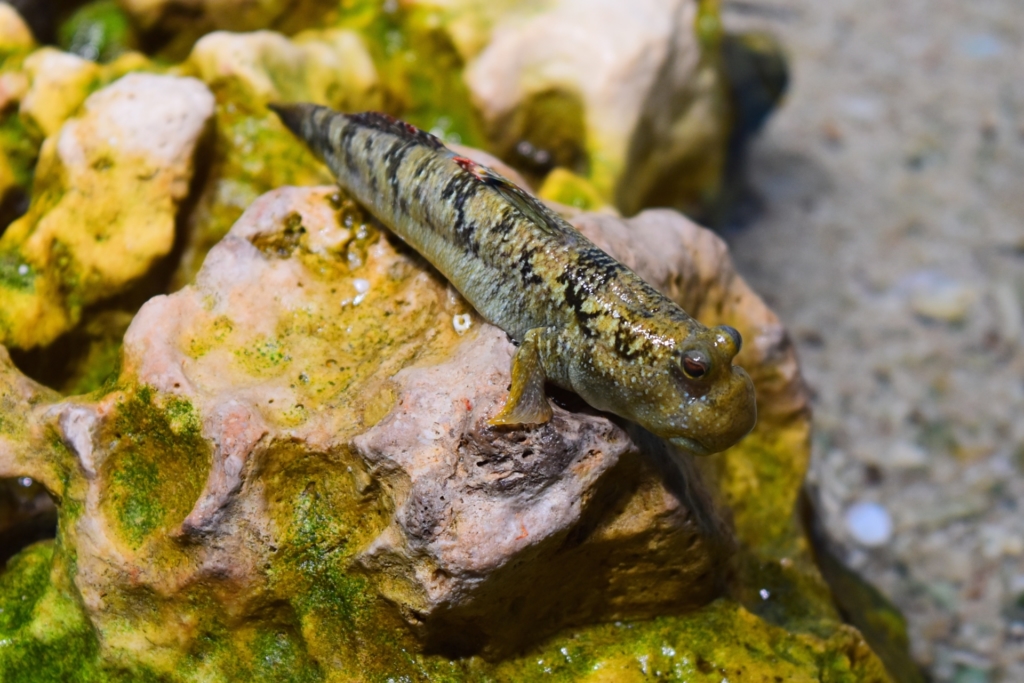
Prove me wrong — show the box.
[348,111,446,151]
[451,155,576,241]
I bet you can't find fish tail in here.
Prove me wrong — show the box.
[268,102,342,163]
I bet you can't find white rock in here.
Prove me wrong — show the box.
[68,73,215,186]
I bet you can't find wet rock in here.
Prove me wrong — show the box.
[0,184,890,679]
[0,73,214,349]
[0,20,39,229]
[464,0,731,215]
[0,343,62,551]
[13,47,152,141]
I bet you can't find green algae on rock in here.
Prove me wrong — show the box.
[0,182,894,681]
[537,168,609,213]
[0,72,214,350]
[57,0,139,64]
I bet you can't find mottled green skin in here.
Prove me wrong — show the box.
[272,104,756,455]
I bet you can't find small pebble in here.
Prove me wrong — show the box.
[902,271,976,323]
[844,500,893,547]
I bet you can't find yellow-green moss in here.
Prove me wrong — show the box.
[57,1,138,64]
[0,247,36,291]
[332,2,486,149]
[0,542,104,683]
[0,541,53,632]
[481,599,888,682]
[101,386,209,548]
[0,108,39,194]
[261,443,408,679]
[234,337,293,376]
[60,313,130,396]
[708,420,811,553]
[489,88,588,189]
[538,168,607,211]
[696,0,724,51]
[170,82,334,286]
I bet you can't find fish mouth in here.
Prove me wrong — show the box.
[667,436,715,457]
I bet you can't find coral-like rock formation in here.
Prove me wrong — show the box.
[0,184,890,680]
[0,73,214,349]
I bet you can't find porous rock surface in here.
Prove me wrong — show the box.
[0,72,214,350]
[354,326,725,654]
[0,181,890,679]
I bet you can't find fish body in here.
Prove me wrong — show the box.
[271,104,756,455]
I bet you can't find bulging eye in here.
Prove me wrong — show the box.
[681,349,710,379]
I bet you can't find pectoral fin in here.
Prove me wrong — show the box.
[489,329,553,426]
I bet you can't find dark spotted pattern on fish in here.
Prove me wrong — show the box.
[270,103,757,456]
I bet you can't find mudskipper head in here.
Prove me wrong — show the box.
[637,324,757,456]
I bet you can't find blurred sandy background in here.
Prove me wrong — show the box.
[722,1,1024,680]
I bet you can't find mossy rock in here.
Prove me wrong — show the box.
[0,183,897,681]
[0,4,892,680]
